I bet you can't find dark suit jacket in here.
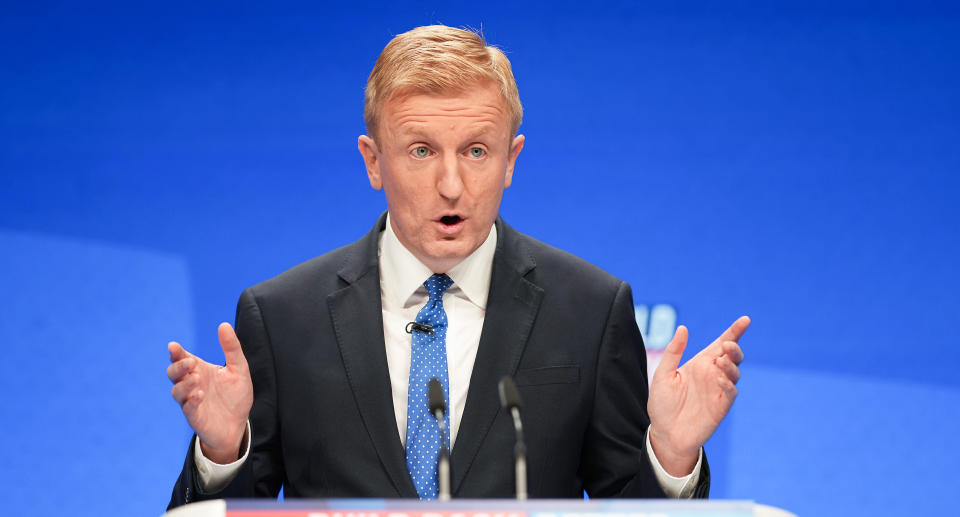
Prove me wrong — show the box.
[169,214,709,508]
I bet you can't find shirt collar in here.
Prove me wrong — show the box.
[379,213,497,310]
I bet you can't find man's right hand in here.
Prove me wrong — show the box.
[167,322,254,464]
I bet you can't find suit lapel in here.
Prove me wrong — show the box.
[328,214,418,498]
[450,218,543,494]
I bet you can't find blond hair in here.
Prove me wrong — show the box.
[364,25,523,139]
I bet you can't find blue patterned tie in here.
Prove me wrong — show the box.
[405,273,454,500]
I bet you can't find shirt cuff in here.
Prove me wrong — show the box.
[194,421,251,494]
[644,425,702,498]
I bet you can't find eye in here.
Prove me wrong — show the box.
[468,147,486,158]
[412,146,430,159]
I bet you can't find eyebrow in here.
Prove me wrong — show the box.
[396,125,498,142]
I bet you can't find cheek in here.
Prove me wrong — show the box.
[468,175,507,206]
[381,165,425,205]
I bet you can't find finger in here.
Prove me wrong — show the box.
[171,384,187,405]
[166,357,196,384]
[657,325,689,374]
[718,376,738,400]
[171,377,199,405]
[715,355,741,384]
[721,340,744,365]
[717,315,751,344]
[168,341,192,362]
[181,390,204,416]
[218,322,248,369]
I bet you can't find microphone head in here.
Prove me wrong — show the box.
[498,376,523,410]
[428,378,446,414]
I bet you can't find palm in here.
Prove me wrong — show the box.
[647,316,748,466]
[168,322,253,462]
[184,356,253,449]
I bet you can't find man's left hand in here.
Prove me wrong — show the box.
[647,316,749,477]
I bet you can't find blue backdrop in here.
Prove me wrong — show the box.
[2,1,958,515]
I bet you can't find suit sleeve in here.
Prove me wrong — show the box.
[578,281,710,499]
[167,288,285,509]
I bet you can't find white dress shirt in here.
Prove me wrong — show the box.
[196,215,701,497]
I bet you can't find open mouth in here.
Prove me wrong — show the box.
[440,215,462,226]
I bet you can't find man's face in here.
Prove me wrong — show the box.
[358,82,524,273]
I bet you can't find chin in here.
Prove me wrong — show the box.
[428,244,472,260]
[423,241,476,267]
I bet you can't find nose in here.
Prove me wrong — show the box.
[436,153,464,201]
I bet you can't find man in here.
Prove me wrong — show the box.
[167,25,747,508]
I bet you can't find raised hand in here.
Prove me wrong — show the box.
[647,316,749,477]
[167,322,254,464]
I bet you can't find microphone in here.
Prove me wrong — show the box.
[428,378,451,500]
[498,376,527,500]
[406,321,434,335]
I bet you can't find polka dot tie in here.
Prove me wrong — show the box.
[405,273,454,500]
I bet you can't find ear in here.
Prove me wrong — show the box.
[358,135,383,190]
[504,134,525,189]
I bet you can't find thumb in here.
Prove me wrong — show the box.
[656,325,688,375]
[218,322,247,368]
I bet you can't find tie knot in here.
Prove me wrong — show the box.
[424,273,453,301]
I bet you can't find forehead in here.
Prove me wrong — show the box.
[381,84,510,137]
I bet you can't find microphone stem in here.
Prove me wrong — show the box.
[435,409,451,500]
[510,406,527,500]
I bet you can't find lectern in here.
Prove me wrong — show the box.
[163,499,795,517]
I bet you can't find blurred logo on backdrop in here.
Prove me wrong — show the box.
[635,304,677,385]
